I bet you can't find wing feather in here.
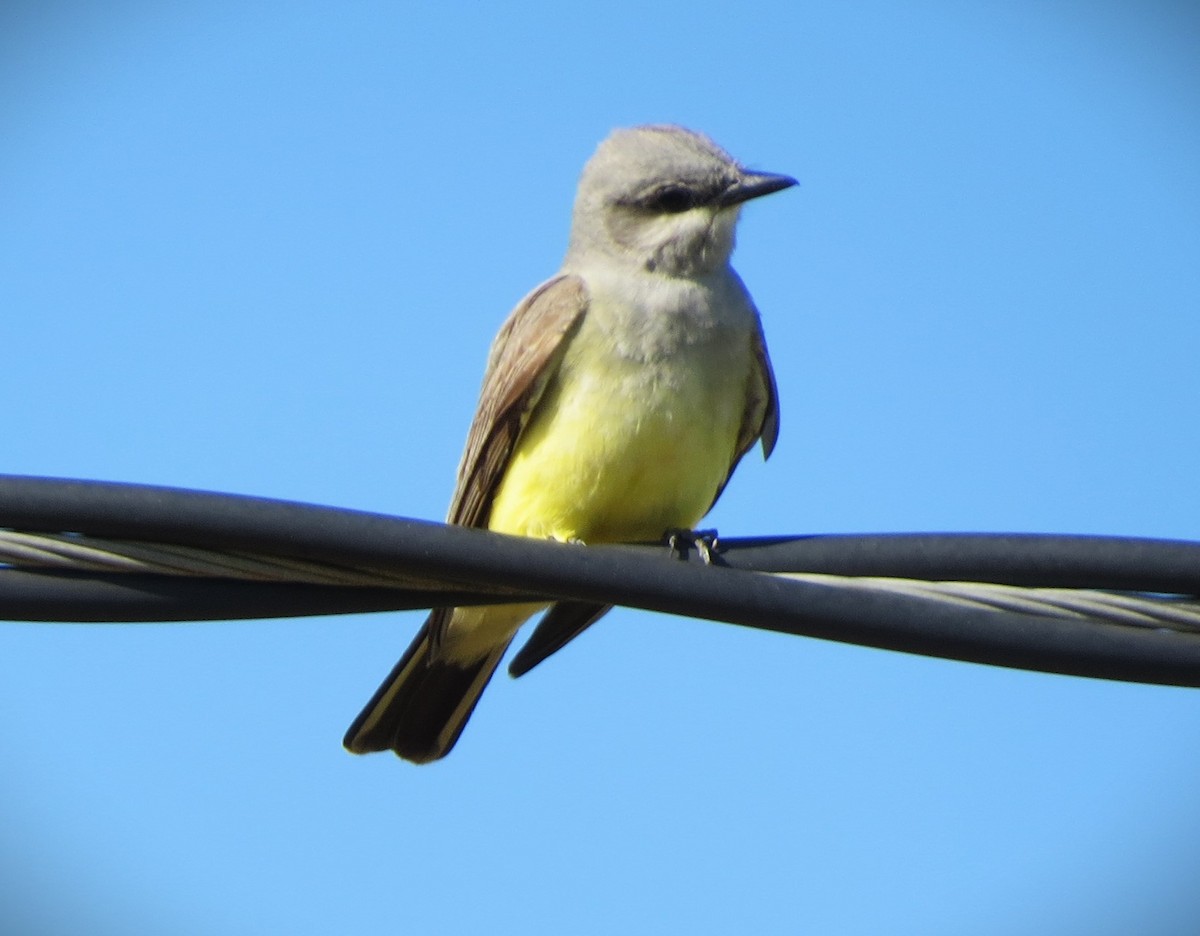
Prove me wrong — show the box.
[749,315,780,460]
[447,275,589,528]
[706,313,780,511]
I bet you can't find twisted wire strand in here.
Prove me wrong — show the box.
[779,572,1200,633]
[0,530,462,590]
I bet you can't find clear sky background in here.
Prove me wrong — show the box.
[2,2,1199,934]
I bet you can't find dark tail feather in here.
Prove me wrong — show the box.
[343,612,509,764]
[508,601,611,677]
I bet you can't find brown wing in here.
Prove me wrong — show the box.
[447,274,589,529]
[706,313,780,512]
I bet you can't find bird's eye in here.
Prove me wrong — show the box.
[646,185,697,213]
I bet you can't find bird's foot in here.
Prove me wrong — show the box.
[664,528,720,565]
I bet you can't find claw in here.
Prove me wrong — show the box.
[664,528,720,565]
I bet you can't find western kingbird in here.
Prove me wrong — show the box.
[344,125,795,763]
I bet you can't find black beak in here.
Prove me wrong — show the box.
[718,170,799,208]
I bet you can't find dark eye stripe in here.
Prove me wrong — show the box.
[647,185,697,213]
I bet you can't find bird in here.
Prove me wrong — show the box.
[344,124,795,763]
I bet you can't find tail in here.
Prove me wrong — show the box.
[343,610,510,764]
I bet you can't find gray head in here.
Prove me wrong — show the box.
[564,125,796,277]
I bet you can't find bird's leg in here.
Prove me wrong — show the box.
[664,528,720,565]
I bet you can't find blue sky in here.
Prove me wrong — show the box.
[3,2,1200,933]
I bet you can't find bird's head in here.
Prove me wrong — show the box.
[566,125,796,277]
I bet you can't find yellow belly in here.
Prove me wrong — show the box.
[487,330,748,544]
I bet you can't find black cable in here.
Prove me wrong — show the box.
[715,533,1200,593]
[0,569,510,622]
[3,476,1197,591]
[2,475,1199,688]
